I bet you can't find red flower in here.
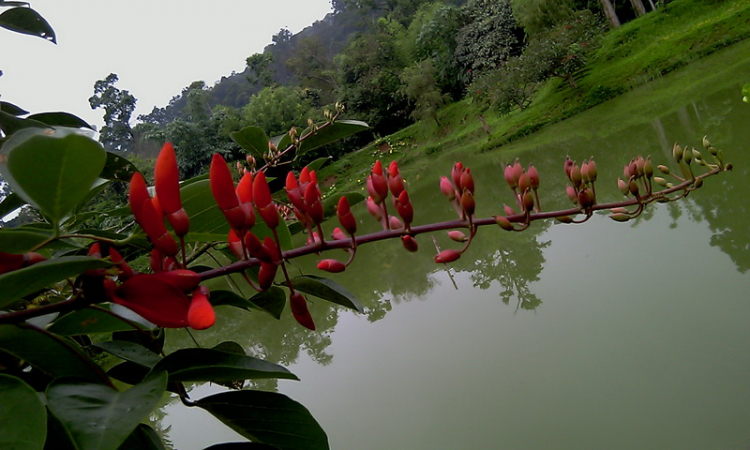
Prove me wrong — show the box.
[155,143,189,237]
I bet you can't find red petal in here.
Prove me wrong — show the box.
[155,142,182,215]
[210,153,240,211]
[253,171,273,209]
[114,274,190,328]
[128,172,151,225]
[290,293,315,330]
[187,286,215,330]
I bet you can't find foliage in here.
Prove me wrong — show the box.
[241,86,318,138]
[89,73,137,152]
[400,59,450,124]
[454,0,524,74]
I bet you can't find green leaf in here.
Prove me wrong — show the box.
[287,275,363,312]
[304,157,331,173]
[0,256,110,308]
[196,390,329,450]
[107,361,150,386]
[0,100,29,116]
[0,6,55,42]
[100,151,139,182]
[47,372,168,450]
[27,112,93,130]
[0,127,106,226]
[94,340,162,368]
[204,443,280,450]
[118,424,167,450]
[45,411,78,450]
[0,191,25,219]
[211,287,286,319]
[0,324,109,382]
[0,109,49,135]
[150,348,298,383]
[48,306,150,335]
[0,374,47,450]
[297,120,369,156]
[0,228,50,253]
[231,126,269,160]
[180,179,230,242]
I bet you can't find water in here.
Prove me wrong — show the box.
[161,40,750,450]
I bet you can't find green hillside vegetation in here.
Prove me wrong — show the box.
[314,0,750,195]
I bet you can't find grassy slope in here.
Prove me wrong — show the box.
[319,0,750,195]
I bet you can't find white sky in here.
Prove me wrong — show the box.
[0,1,333,129]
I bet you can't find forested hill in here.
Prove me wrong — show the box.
[92,0,696,175]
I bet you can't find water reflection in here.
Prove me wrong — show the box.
[162,41,750,449]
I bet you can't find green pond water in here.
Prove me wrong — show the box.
[161,40,750,450]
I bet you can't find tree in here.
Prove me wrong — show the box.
[246,52,276,89]
[599,0,621,27]
[400,59,449,125]
[455,0,524,74]
[242,86,316,138]
[89,73,137,152]
[285,36,339,104]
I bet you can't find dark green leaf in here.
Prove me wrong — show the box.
[211,288,286,319]
[150,347,298,383]
[180,179,230,242]
[44,412,78,450]
[93,340,162,368]
[0,256,110,308]
[0,228,50,253]
[27,112,93,130]
[304,157,331,173]
[231,126,269,160]
[0,324,109,382]
[0,109,49,135]
[100,151,139,182]
[48,306,151,335]
[0,374,47,450]
[47,372,168,450]
[205,443,280,450]
[287,275,362,312]
[118,424,166,450]
[0,127,106,226]
[0,100,28,116]
[0,191,25,219]
[196,390,328,450]
[107,361,150,386]
[297,120,369,156]
[0,6,55,42]
[212,340,245,355]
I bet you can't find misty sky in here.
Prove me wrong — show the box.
[0,1,333,128]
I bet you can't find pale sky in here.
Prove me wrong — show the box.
[0,1,334,129]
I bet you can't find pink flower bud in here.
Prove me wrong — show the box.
[504,164,516,189]
[389,215,404,230]
[317,259,346,273]
[459,168,474,194]
[448,230,468,242]
[366,197,383,221]
[434,249,461,264]
[331,227,348,241]
[528,164,539,189]
[440,176,455,200]
[460,190,475,216]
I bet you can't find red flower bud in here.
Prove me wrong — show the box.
[460,190,475,217]
[395,190,413,225]
[285,172,306,212]
[518,172,531,194]
[336,196,357,236]
[503,204,515,216]
[0,252,26,275]
[528,164,540,189]
[459,168,474,194]
[210,154,246,231]
[317,259,346,273]
[187,286,215,330]
[128,172,151,227]
[504,164,516,189]
[109,248,136,280]
[150,248,164,273]
[401,235,419,252]
[258,262,278,290]
[289,292,315,330]
[523,190,535,211]
[304,182,324,225]
[451,162,463,188]
[154,143,183,215]
[566,185,578,204]
[434,249,461,264]
[228,229,244,259]
[372,160,383,176]
[512,159,524,186]
[245,231,272,263]
[495,215,513,231]
[367,172,388,204]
